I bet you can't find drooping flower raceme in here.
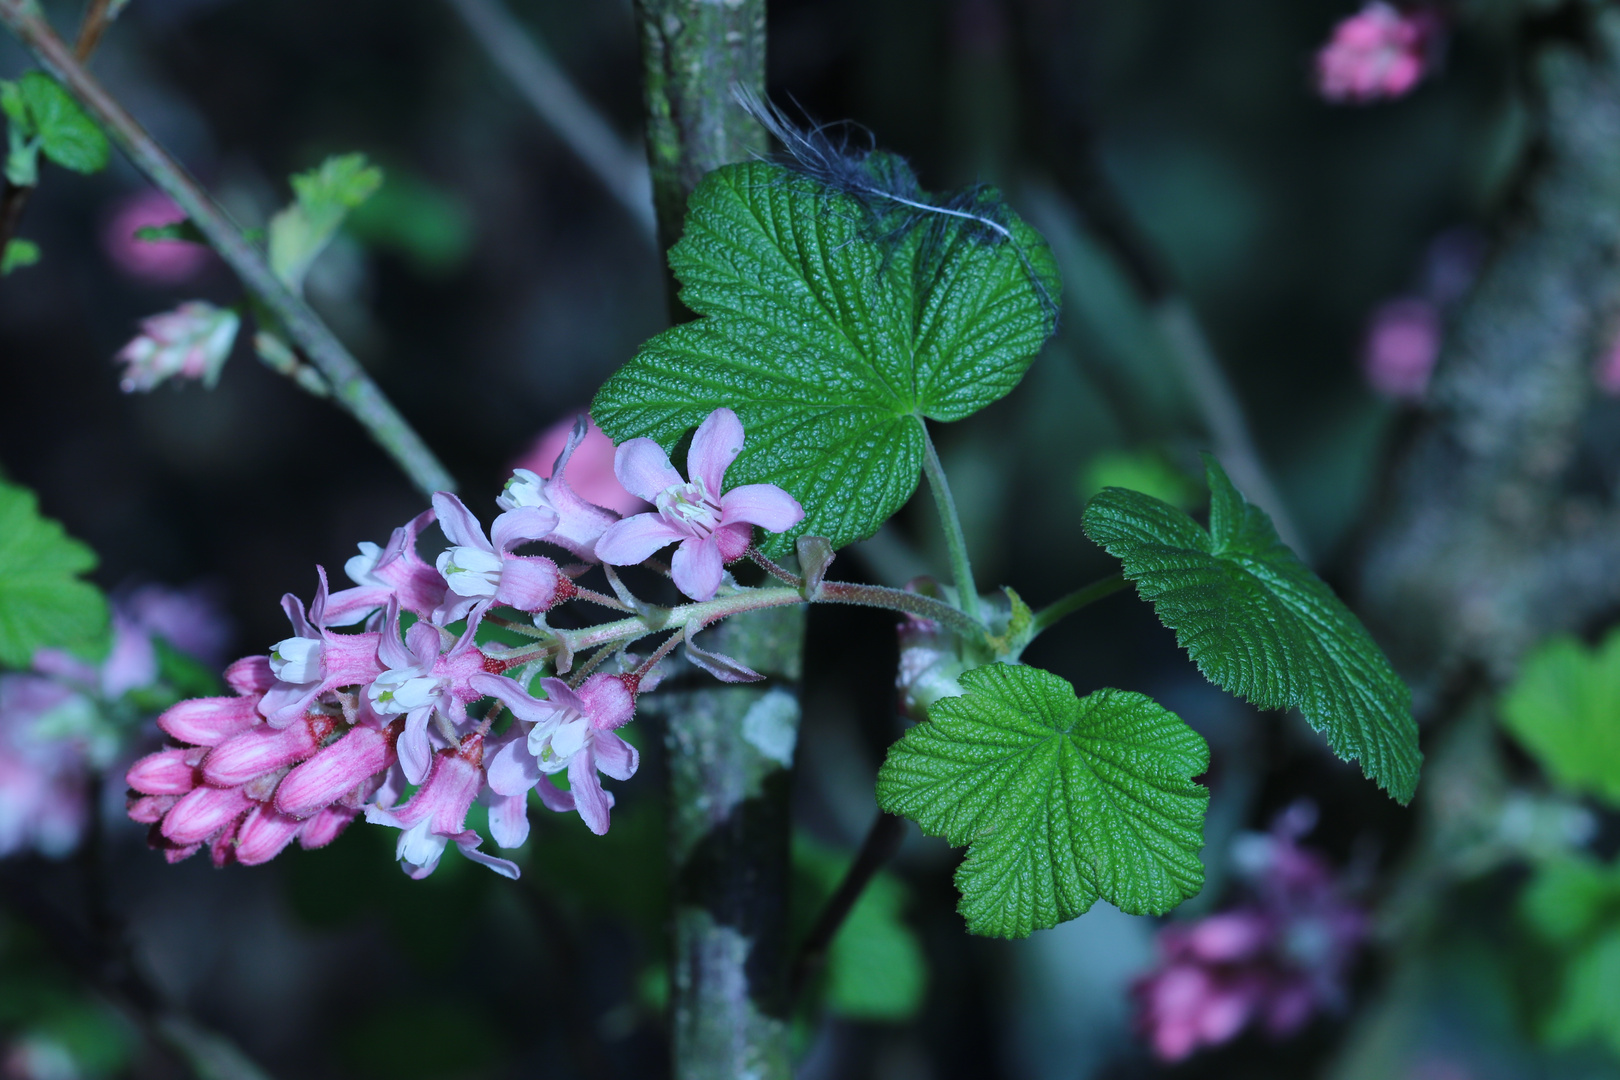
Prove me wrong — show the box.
[114,301,241,393]
[595,407,805,601]
[1315,2,1439,104]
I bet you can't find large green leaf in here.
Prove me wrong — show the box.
[1083,456,1421,804]
[593,160,1060,555]
[1500,631,1620,807]
[0,480,108,667]
[877,663,1208,938]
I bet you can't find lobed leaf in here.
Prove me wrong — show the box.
[877,663,1208,938]
[1083,455,1421,803]
[594,161,1060,555]
[8,72,108,175]
[0,480,108,668]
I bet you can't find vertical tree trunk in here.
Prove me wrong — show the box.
[629,5,805,1078]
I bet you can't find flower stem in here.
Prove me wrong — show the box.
[0,1,457,500]
[919,424,982,624]
[1031,573,1128,634]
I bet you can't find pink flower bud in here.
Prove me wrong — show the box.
[201,716,331,787]
[160,785,253,847]
[1362,297,1440,400]
[126,748,200,796]
[157,693,261,746]
[275,723,396,818]
[234,806,306,865]
[298,806,357,850]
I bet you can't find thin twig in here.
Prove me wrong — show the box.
[72,0,113,59]
[441,0,654,239]
[0,1,457,499]
[789,812,908,1002]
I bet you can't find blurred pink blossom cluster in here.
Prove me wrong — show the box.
[114,301,240,393]
[1316,2,1441,104]
[125,411,803,877]
[101,190,212,284]
[1132,803,1368,1062]
[1361,229,1486,401]
[0,586,230,860]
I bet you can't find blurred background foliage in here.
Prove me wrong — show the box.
[1,0,1618,1077]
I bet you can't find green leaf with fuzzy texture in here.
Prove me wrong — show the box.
[593,160,1060,556]
[1083,455,1421,804]
[0,480,108,668]
[1500,630,1620,807]
[877,663,1208,938]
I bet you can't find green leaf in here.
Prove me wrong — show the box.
[1521,856,1620,947]
[1500,631,1620,807]
[0,480,108,668]
[1542,927,1620,1056]
[1083,455,1421,804]
[268,152,383,290]
[134,220,208,246]
[794,837,927,1022]
[11,72,106,175]
[1,239,40,275]
[877,663,1208,938]
[593,161,1061,555]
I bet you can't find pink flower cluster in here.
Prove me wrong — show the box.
[1316,3,1440,104]
[1132,804,1368,1061]
[125,409,805,877]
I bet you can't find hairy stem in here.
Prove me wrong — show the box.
[441,0,654,239]
[1031,573,1128,634]
[0,1,456,498]
[919,425,983,623]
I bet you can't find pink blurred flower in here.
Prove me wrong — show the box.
[514,414,646,517]
[1132,804,1367,1061]
[1362,297,1440,400]
[0,676,95,859]
[1316,3,1439,104]
[1596,331,1620,396]
[114,301,240,393]
[595,407,805,601]
[121,582,234,667]
[103,191,213,283]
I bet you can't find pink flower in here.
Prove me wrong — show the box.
[363,735,518,879]
[121,582,234,667]
[324,509,448,627]
[1362,297,1440,400]
[513,414,647,517]
[367,601,489,784]
[0,676,95,858]
[594,407,805,601]
[1316,3,1439,104]
[472,671,638,836]
[1597,331,1620,396]
[500,417,624,562]
[1131,804,1367,1061]
[114,301,240,393]
[431,494,574,622]
[259,568,383,727]
[102,190,211,283]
